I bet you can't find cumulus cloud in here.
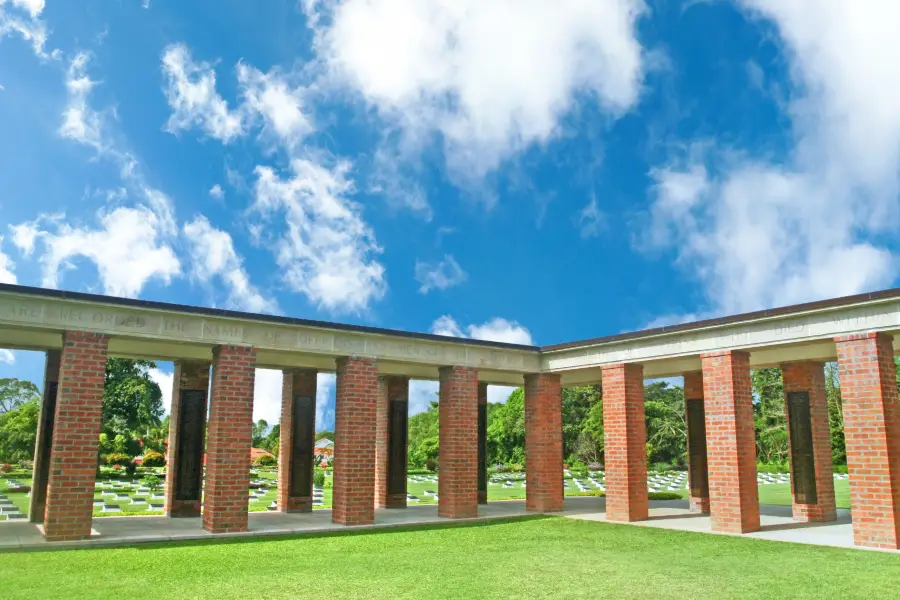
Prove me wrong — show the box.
[209,184,224,199]
[251,369,335,430]
[21,206,180,297]
[0,0,50,57]
[148,366,174,414]
[415,254,467,293]
[59,53,104,151]
[183,215,279,314]
[252,158,386,313]
[237,63,314,147]
[0,236,17,284]
[305,0,647,181]
[161,44,244,142]
[645,1,900,315]
[432,315,534,346]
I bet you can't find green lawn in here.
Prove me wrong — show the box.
[3,516,898,599]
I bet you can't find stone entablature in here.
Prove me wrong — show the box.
[0,285,898,376]
[0,290,540,373]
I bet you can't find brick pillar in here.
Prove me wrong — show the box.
[438,366,478,519]
[683,371,710,514]
[701,350,759,534]
[525,373,563,512]
[29,350,60,523]
[376,375,409,509]
[203,345,256,534]
[781,361,836,522]
[835,333,900,549]
[278,369,318,512]
[165,360,210,518]
[477,382,488,505]
[42,331,108,542]
[332,356,378,526]
[602,363,648,522]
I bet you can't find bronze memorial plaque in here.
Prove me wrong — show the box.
[686,398,709,498]
[33,381,58,507]
[787,391,818,504]
[290,396,315,497]
[388,399,408,495]
[175,389,206,501]
[477,402,487,497]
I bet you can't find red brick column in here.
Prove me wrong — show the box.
[701,350,759,534]
[438,366,479,519]
[278,369,318,512]
[525,373,563,512]
[376,375,409,509]
[203,345,257,534]
[683,371,710,514]
[30,350,60,523]
[165,360,211,518]
[332,356,379,526]
[602,363,648,522]
[43,331,108,542]
[835,333,900,549]
[781,361,836,522]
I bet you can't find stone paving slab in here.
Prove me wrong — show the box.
[0,497,878,553]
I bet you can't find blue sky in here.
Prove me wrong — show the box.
[1,1,898,430]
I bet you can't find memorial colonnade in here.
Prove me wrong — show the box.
[2,284,900,549]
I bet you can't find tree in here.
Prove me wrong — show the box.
[408,401,439,468]
[752,368,788,464]
[262,424,280,455]
[825,361,846,465]
[487,389,525,465]
[0,399,40,462]
[252,419,269,447]
[562,386,600,462]
[102,359,164,447]
[315,430,334,442]
[0,378,40,414]
[644,381,686,467]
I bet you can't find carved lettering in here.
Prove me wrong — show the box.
[297,332,333,350]
[91,312,146,329]
[204,322,244,340]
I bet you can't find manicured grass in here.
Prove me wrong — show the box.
[4,516,900,599]
[675,478,853,509]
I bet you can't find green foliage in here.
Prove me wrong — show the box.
[487,389,525,464]
[313,469,326,488]
[315,430,334,442]
[140,475,162,492]
[757,461,789,473]
[0,378,40,414]
[103,359,164,442]
[141,450,166,468]
[0,399,39,462]
[252,419,269,447]
[104,453,132,467]
[648,492,683,500]
[253,453,276,466]
[825,362,846,465]
[644,382,686,467]
[753,368,788,464]
[408,400,440,468]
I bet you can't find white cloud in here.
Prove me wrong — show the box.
[409,380,439,416]
[237,63,313,147]
[577,194,603,239]
[252,158,386,313]
[0,0,49,57]
[415,254,466,293]
[430,315,534,345]
[0,349,15,364]
[161,44,244,142]
[305,0,647,182]
[645,2,900,315]
[59,53,104,151]
[23,206,180,297]
[183,215,278,314]
[0,236,17,284]
[209,184,224,199]
[252,369,335,431]
[148,366,173,414]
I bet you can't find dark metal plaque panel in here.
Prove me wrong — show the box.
[477,402,487,496]
[290,396,315,497]
[175,389,206,502]
[787,391,818,505]
[33,381,58,507]
[686,398,709,498]
[388,400,408,495]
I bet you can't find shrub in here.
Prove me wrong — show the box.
[313,469,326,488]
[0,464,12,473]
[650,462,673,473]
[425,458,436,472]
[587,463,603,472]
[253,454,276,467]
[104,453,132,467]
[757,461,790,473]
[324,480,333,489]
[141,475,162,493]
[648,492,682,501]
[833,464,848,474]
[568,459,586,472]
[142,450,166,468]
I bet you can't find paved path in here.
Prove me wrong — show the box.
[0,497,872,552]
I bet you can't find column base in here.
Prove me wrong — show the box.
[166,500,202,518]
[379,493,407,509]
[332,514,375,526]
[279,496,313,513]
[40,524,94,542]
[690,496,710,514]
[478,491,487,505]
[792,504,837,523]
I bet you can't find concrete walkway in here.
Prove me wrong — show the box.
[0,497,871,552]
